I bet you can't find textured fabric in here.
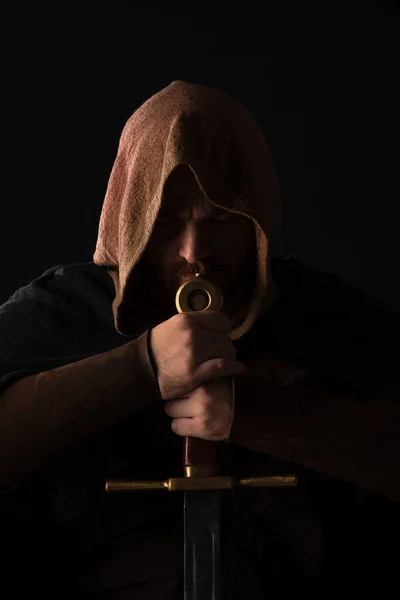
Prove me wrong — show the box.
[93,80,282,340]
[1,258,399,597]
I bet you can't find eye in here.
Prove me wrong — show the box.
[157,214,179,225]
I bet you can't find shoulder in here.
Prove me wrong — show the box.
[0,262,124,378]
[268,257,400,395]
[0,262,127,393]
[1,261,116,332]
[272,256,399,325]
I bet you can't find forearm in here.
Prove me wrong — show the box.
[227,375,400,501]
[0,330,160,487]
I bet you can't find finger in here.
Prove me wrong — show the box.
[193,358,247,387]
[190,310,231,334]
[197,329,234,346]
[197,341,237,364]
[171,417,201,438]
[164,398,199,418]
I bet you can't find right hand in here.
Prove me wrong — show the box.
[149,310,248,400]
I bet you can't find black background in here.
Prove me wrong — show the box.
[3,2,399,314]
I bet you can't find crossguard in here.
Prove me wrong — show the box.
[106,474,298,492]
[105,427,298,492]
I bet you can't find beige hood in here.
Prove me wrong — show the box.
[93,80,283,340]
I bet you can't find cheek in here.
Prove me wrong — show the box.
[144,235,172,266]
[212,223,255,264]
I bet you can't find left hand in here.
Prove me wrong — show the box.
[163,376,235,441]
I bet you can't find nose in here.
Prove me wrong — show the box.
[178,221,209,264]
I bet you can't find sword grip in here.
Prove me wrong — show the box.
[183,437,218,477]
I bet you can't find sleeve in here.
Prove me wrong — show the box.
[227,374,400,501]
[0,263,128,392]
[0,264,161,506]
[227,269,400,501]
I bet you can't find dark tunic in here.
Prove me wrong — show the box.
[1,257,399,598]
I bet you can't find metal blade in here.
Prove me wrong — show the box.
[184,490,221,600]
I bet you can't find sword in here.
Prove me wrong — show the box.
[176,273,228,599]
[105,273,298,598]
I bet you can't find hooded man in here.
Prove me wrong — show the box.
[0,80,399,599]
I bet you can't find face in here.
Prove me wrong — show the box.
[140,165,257,323]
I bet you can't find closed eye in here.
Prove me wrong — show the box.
[156,212,238,225]
[156,214,176,224]
[210,212,238,223]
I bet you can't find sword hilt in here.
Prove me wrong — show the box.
[106,432,297,491]
[106,274,298,493]
[183,437,218,478]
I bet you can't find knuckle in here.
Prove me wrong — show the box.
[199,416,211,433]
[183,324,198,350]
[186,349,198,375]
[181,328,193,349]
[199,394,211,412]
[216,357,226,370]
[180,312,195,330]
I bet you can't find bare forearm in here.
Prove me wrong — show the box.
[0,331,160,487]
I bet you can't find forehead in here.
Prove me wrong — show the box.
[162,165,213,213]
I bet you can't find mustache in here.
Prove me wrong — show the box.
[170,261,221,286]
[177,262,206,278]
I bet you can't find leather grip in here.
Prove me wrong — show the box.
[184,437,218,471]
[176,274,224,477]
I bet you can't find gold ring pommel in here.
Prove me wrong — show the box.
[175,273,223,313]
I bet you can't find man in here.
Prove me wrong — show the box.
[0,80,399,599]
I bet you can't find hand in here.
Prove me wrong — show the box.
[149,310,247,401]
[163,377,235,441]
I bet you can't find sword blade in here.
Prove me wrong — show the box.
[184,489,221,600]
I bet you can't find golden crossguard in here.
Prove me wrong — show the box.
[106,474,297,493]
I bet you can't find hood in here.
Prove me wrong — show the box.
[93,80,283,341]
